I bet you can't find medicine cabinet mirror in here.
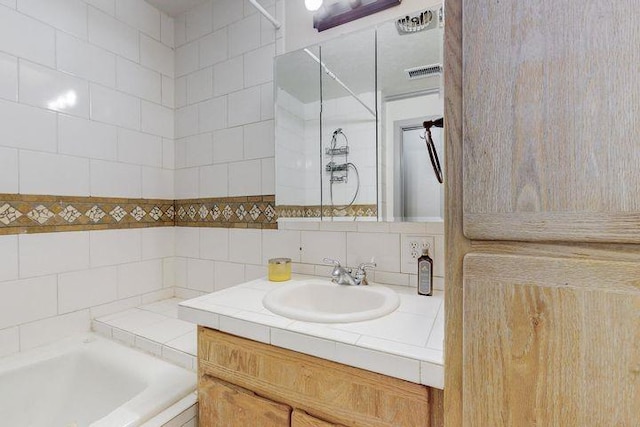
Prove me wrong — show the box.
[275,9,444,222]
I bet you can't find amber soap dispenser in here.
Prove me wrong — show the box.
[417,246,433,296]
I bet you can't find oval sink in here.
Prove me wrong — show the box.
[262,279,400,323]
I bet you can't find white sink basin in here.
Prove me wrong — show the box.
[262,279,400,323]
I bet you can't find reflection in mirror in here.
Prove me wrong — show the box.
[275,8,443,222]
[275,46,322,211]
[320,28,377,219]
[378,15,444,221]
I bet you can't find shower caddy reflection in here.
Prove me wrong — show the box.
[325,128,360,208]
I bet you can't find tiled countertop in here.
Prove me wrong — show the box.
[178,275,444,389]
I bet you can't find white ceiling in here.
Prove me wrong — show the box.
[144,0,207,17]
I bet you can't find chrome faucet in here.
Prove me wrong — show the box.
[323,258,376,286]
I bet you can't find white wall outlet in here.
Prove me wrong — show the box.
[401,234,435,274]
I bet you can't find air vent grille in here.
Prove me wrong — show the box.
[405,64,443,80]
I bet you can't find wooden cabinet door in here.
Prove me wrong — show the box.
[462,253,640,425]
[292,409,345,427]
[462,1,640,243]
[199,376,291,427]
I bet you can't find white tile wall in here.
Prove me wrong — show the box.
[141,33,174,77]
[0,0,176,355]
[174,0,280,199]
[0,6,55,67]
[90,229,141,267]
[117,259,163,299]
[90,84,141,129]
[90,159,142,198]
[118,128,163,167]
[186,258,214,292]
[58,114,118,160]
[213,56,243,96]
[213,261,245,290]
[0,276,57,330]
[20,60,90,117]
[56,32,116,87]
[20,232,90,277]
[0,98,57,152]
[20,151,90,196]
[0,52,18,101]
[0,236,19,283]
[114,0,161,40]
[228,159,261,196]
[58,266,118,313]
[116,57,162,103]
[229,229,262,264]
[18,0,88,39]
[199,29,227,67]
[88,6,139,61]
[20,309,91,351]
[0,147,19,193]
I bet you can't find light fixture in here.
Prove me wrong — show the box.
[305,0,323,11]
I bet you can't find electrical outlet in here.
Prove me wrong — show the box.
[401,234,435,274]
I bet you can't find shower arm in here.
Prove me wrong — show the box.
[248,0,281,29]
[303,49,377,118]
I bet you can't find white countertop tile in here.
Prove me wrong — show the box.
[219,315,271,344]
[179,276,444,389]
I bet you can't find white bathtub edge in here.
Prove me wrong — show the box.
[140,392,198,427]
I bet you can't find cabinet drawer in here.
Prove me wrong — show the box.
[199,375,291,427]
[198,327,432,427]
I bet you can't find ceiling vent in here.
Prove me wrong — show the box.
[405,64,443,80]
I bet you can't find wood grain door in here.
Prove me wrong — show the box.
[199,376,291,427]
[462,254,640,425]
[450,2,640,425]
[462,0,640,243]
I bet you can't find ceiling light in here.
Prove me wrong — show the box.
[305,0,323,11]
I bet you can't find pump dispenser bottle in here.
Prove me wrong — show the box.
[417,246,433,296]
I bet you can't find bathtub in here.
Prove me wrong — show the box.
[0,333,196,427]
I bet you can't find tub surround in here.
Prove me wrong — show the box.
[93,298,198,371]
[179,275,444,389]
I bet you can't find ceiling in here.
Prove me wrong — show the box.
[144,0,207,17]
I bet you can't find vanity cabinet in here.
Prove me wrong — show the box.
[197,327,443,427]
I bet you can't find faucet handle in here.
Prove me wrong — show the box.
[323,258,341,266]
[357,261,377,271]
[354,261,376,286]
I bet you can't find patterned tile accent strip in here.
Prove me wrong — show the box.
[276,204,378,219]
[0,194,379,234]
[175,196,277,229]
[0,194,175,235]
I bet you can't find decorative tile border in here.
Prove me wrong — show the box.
[0,194,175,235]
[0,194,278,235]
[175,195,277,229]
[0,194,378,234]
[276,204,378,219]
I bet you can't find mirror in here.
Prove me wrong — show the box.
[275,9,443,222]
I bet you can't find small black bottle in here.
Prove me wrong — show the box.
[417,246,433,296]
